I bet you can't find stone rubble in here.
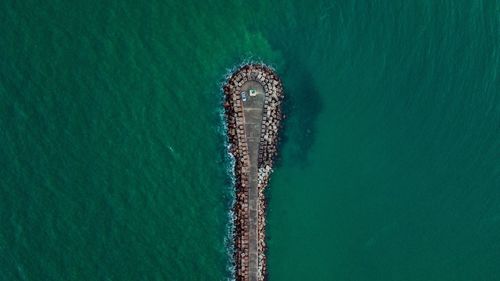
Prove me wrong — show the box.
[223,64,284,281]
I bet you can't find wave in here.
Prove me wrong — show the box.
[218,58,278,86]
[216,73,236,281]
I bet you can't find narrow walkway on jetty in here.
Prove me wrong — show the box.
[240,81,265,281]
[224,63,284,281]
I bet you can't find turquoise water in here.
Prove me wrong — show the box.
[0,0,498,280]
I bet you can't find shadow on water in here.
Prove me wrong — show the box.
[275,65,322,169]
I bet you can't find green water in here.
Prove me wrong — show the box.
[0,0,498,280]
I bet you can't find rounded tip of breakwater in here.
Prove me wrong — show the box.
[222,63,284,281]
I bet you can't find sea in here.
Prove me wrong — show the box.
[0,0,499,280]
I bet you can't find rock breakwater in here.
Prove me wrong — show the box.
[223,64,284,281]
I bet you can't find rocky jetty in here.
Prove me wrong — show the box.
[223,64,284,281]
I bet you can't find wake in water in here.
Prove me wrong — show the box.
[217,75,237,281]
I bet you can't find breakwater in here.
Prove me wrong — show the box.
[223,64,284,281]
